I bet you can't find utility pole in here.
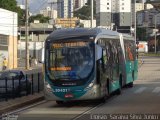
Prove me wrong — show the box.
[25,0,29,69]
[91,0,93,28]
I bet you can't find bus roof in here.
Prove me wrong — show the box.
[46,28,120,41]
[120,33,135,41]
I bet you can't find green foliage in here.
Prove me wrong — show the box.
[74,0,96,20]
[0,0,17,12]
[0,0,24,26]
[29,14,50,23]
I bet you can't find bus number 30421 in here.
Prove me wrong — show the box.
[53,89,69,93]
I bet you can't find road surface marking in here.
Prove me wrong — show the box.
[134,87,146,94]
[5,100,47,115]
[23,109,84,114]
[72,103,104,120]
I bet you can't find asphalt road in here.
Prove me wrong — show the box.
[5,56,160,120]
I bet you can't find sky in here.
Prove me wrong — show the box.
[16,0,148,14]
[16,0,52,14]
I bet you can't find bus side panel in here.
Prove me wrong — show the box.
[134,60,138,80]
[125,59,138,84]
[125,61,134,84]
[110,64,121,92]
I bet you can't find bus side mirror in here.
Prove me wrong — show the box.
[96,45,102,60]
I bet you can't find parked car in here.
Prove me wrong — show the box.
[0,70,31,97]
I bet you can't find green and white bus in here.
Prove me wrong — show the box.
[44,28,138,104]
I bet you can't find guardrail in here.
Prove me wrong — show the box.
[0,72,44,101]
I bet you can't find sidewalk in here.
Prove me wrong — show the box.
[0,66,44,116]
[0,92,44,115]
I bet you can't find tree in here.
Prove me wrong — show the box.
[0,0,17,12]
[29,14,50,23]
[0,0,24,26]
[74,0,96,20]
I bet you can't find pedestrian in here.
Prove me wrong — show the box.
[2,57,7,70]
[29,55,32,67]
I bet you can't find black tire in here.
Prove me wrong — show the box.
[101,89,108,103]
[128,82,133,88]
[56,101,64,105]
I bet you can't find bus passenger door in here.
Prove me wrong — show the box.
[96,44,103,85]
[96,43,107,87]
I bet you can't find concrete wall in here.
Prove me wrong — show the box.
[0,9,17,36]
[8,36,17,69]
[0,8,18,70]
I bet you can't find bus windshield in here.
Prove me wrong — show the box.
[46,41,94,81]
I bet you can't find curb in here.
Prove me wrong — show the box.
[0,93,44,115]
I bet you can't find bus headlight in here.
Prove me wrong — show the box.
[45,82,52,92]
[85,82,94,90]
[88,82,94,88]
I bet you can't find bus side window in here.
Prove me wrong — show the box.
[102,48,106,71]
[104,42,110,66]
[96,40,101,84]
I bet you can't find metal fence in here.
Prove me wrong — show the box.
[0,72,44,101]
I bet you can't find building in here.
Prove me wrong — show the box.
[18,22,53,66]
[77,19,96,28]
[19,22,53,42]
[96,0,131,33]
[57,0,74,18]
[54,17,79,28]
[40,7,57,19]
[144,3,154,10]
[131,1,145,26]
[17,4,25,10]
[0,8,18,70]
[137,9,160,27]
[148,0,160,9]
[74,0,87,10]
